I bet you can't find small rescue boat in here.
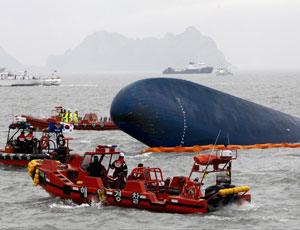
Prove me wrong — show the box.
[29,145,250,213]
[22,106,118,131]
[28,144,122,203]
[0,121,72,166]
[106,149,250,214]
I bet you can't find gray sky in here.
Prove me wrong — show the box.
[1,0,300,69]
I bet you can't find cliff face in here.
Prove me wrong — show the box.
[47,27,230,72]
[0,47,23,70]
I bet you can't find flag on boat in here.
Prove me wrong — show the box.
[61,122,74,133]
[49,122,63,133]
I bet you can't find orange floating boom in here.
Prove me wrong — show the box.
[141,143,300,153]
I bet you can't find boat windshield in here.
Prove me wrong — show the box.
[80,153,119,172]
[80,154,92,170]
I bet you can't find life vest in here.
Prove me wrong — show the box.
[73,113,78,123]
[113,159,123,168]
[68,112,73,122]
[63,113,69,122]
[59,112,64,121]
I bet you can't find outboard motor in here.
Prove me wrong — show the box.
[205,185,224,199]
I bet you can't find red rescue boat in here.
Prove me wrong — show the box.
[0,121,72,166]
[29,145,250,213]
[21,106,118,131]
[105,149,251,214]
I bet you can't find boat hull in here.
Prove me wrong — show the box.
[0,151,50,166]
[110,78,300,147]
[0,79,42,87]
[22,115,119,131]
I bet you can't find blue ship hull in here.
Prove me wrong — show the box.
[110,78,300,147]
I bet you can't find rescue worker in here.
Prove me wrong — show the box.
[73,109,78,123]
[110,152,128,188]
[63,109,68,122]
[67,109,73,122]
[59,109,64,121]
[25,130,34,153]
[17,131,26,143]
[25,130,33,141]
[131,163,144,179]
[16,131,26,153]
[87,155,106,177]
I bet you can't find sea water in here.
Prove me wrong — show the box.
[0,70,300,229]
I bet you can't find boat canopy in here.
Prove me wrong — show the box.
[194,154,218,165]
[194,153,232,165]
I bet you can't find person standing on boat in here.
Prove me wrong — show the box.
[87,155,106,177]
[111,152,128,187]
[63,109,68,122]
[25,130,34,153]
[59,109,64,121]
[73,109,78,123]
[67,109,73,122]
[16,131,26,152]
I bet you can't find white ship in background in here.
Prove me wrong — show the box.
[0,68,61,86]
[42,70,61,86]
[215,67,233,76]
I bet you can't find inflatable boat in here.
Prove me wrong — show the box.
[0,122,72,166]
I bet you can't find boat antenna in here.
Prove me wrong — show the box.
[210,129,221,154]
[11,104,14,122]
[199,129,222,189]
[227,132,230,147]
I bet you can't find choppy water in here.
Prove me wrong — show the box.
[1,70,300,229]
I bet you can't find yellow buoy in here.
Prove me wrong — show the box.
[233,188,239,193]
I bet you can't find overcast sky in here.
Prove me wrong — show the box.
[1,0,300,69]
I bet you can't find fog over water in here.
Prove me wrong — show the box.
[0,0,300,70]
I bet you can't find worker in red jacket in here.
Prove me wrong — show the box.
[110,152,128,188]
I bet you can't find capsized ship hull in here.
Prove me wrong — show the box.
[110,78,300,147]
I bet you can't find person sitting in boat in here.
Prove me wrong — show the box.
[87,155,106,178]
[130,163,144,179]
[110,152,128,188]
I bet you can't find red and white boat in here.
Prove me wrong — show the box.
[21,106,118,131]
[29,145,250,213]
[0,121,72,166]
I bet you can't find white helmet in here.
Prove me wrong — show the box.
[119,152,125,158]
